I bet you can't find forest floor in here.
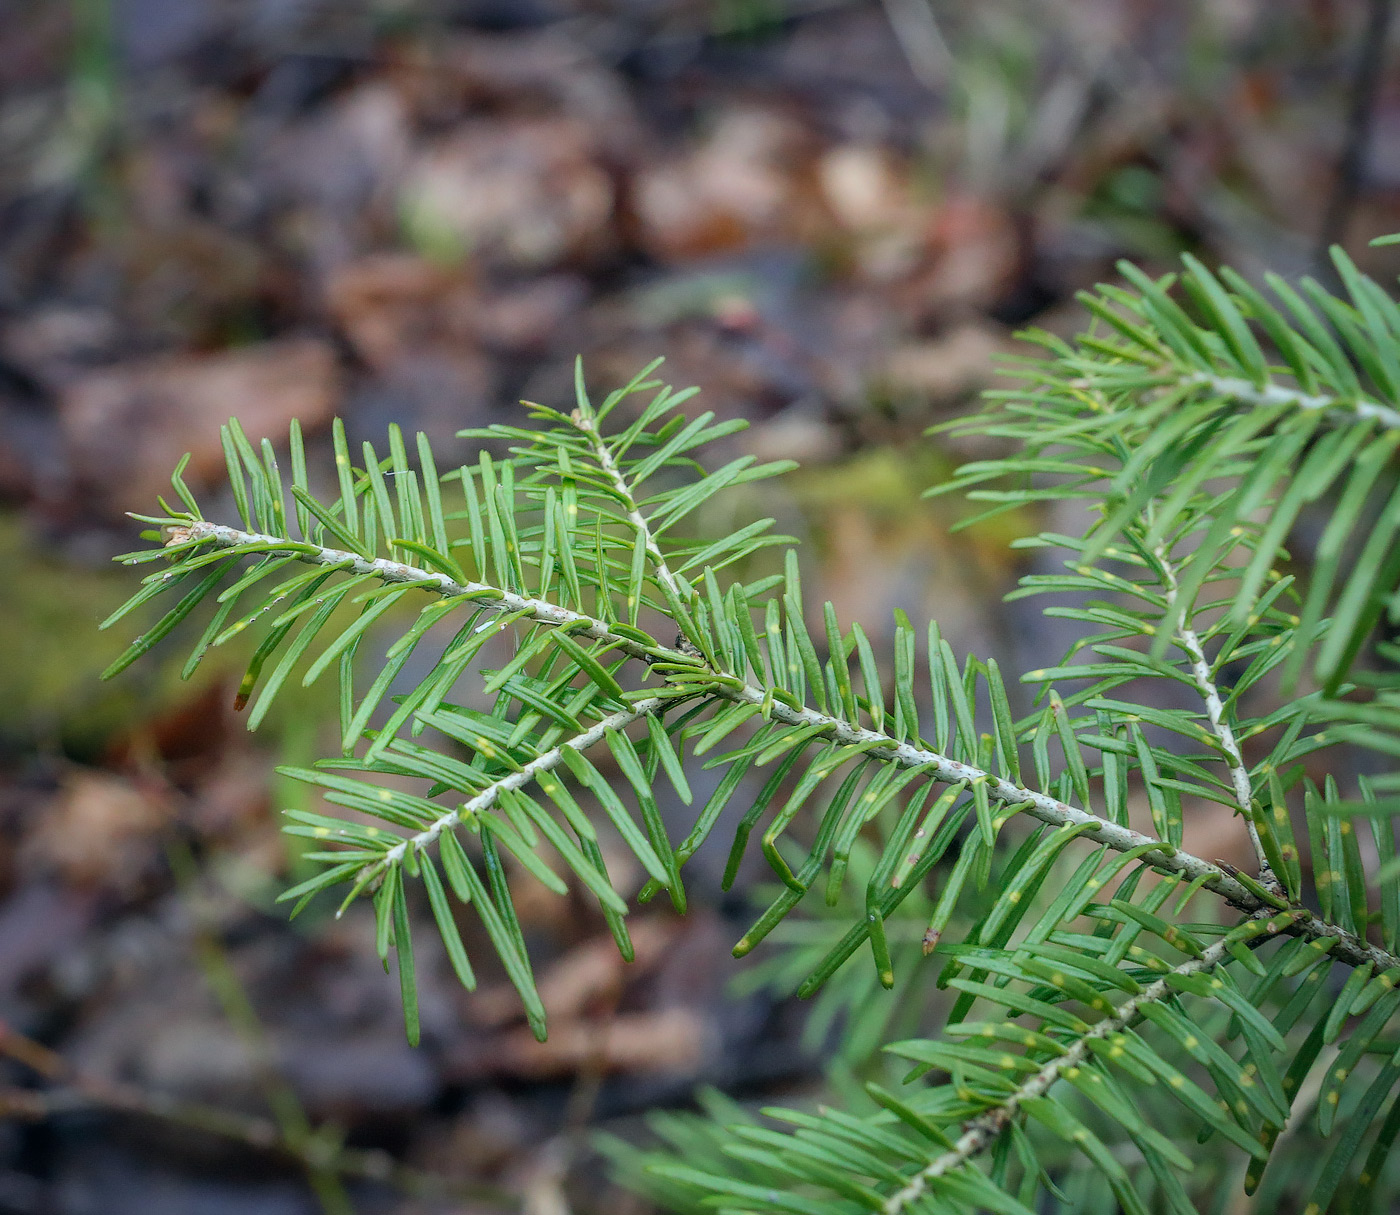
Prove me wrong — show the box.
[0,1,1397,1212]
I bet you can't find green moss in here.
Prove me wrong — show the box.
[0,513,212,758]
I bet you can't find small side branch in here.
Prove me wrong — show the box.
[727,687,1397,974]
[881,931,1250,1215]
[571,410,690,610]
[1157,550,1279,892]
[568,406,709,654]
[382,698,667,869]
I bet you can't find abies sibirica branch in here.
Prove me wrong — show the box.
[105,243,1400,1212]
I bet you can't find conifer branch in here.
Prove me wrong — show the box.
[568,406,694,621]
[117,279,1400,1210]
[1155,545,1278,891]
[744,683,1397,972]
[166,521,681,669]
[880,928,1260,1215]
[1194,374,1400,430]
[378,697,668,871]
[167,524,1398,975]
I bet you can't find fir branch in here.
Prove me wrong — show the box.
[164,521,681,669]
[568,405,694,621]
[1195,373,1400,430]
[164,523,1399,976]
[554,380,1281,940]
[113,318,1400,1209]
[880,926,1268,1215]
[378,697,669,872]
[743,683,1397,972]
[1156,544,1278,890]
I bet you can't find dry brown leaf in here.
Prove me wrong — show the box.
[632,106,821,262]
[402,118,615,270]
[909,194,1020,315]
[59,339,338,512]
[467,919,677,1030]
[490,1007,709,1080]
[325,254,477,370]
[818,143,926,282]
[23,771,172,893]
[879,324,1006,402]
[533,920,674,1021]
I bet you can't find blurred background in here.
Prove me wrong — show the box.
[0,1,1398,1211]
